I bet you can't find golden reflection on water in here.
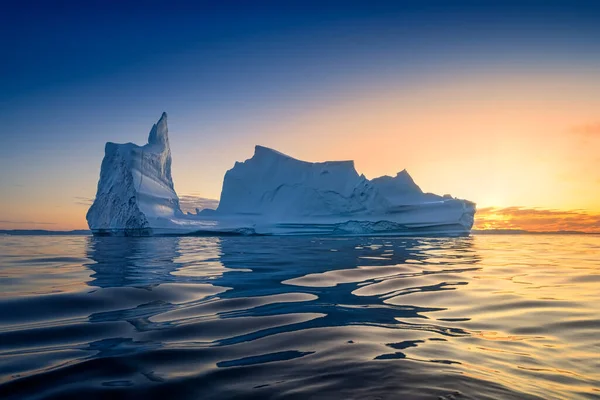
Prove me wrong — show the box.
[0,234,598,399]
[455,235,600,398]
[278,234,600,398]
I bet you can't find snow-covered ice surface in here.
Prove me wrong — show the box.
[87,113,476,236]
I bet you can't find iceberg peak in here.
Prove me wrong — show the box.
[253,145,295,160]
[87,112,180,235]
[148,112,169,147]
[252,145,355,169]
[370,168,424,200]
[394,169,421,191]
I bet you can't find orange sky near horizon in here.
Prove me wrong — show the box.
[1,70,599,232]
[474,207,600,233]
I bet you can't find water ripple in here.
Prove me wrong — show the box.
[0,234,599,399]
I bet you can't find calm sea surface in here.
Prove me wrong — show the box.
[0,234,598,399]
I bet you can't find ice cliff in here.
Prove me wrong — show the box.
[218,145,389,217]
[87,113,476,236]
[86,113,183,235]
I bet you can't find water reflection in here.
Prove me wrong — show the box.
[81,236,483,355]
[211,237,481,345]
[86,236,183,288]
[10,234,591,399]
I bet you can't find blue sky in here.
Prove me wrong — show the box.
[2,1,600,229]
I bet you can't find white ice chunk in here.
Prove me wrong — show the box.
[87,114,476,236]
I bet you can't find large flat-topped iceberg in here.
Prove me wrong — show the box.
[218,145,389,216]
[87,113,476,236]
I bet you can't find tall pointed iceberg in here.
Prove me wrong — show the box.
[87,113,476,236]
[86,113,182,235]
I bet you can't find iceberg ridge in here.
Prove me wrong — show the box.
[87,113,476,236]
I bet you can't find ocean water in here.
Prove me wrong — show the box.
[0,235,599,400]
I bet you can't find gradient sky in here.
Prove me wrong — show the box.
[1,1,600,231]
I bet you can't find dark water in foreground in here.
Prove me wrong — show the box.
[0,235,599,399]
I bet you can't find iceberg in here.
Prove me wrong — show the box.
[87,113,476,236]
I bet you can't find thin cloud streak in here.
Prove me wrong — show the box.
[0,220,56,225]
[73,195,220,213]
[475,207,600,233]
[73,196,94,206]
[178,194,219,214]
[571,122,600,137]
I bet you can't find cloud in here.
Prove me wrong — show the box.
[0,220,56,225]
[178,194,219,214]
[571,123,600,137]
[475,207,600,233]
[74,196,94,206]
[75,194,220,214]
[74,194,219,214]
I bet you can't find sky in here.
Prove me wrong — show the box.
[1,1,599,231]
